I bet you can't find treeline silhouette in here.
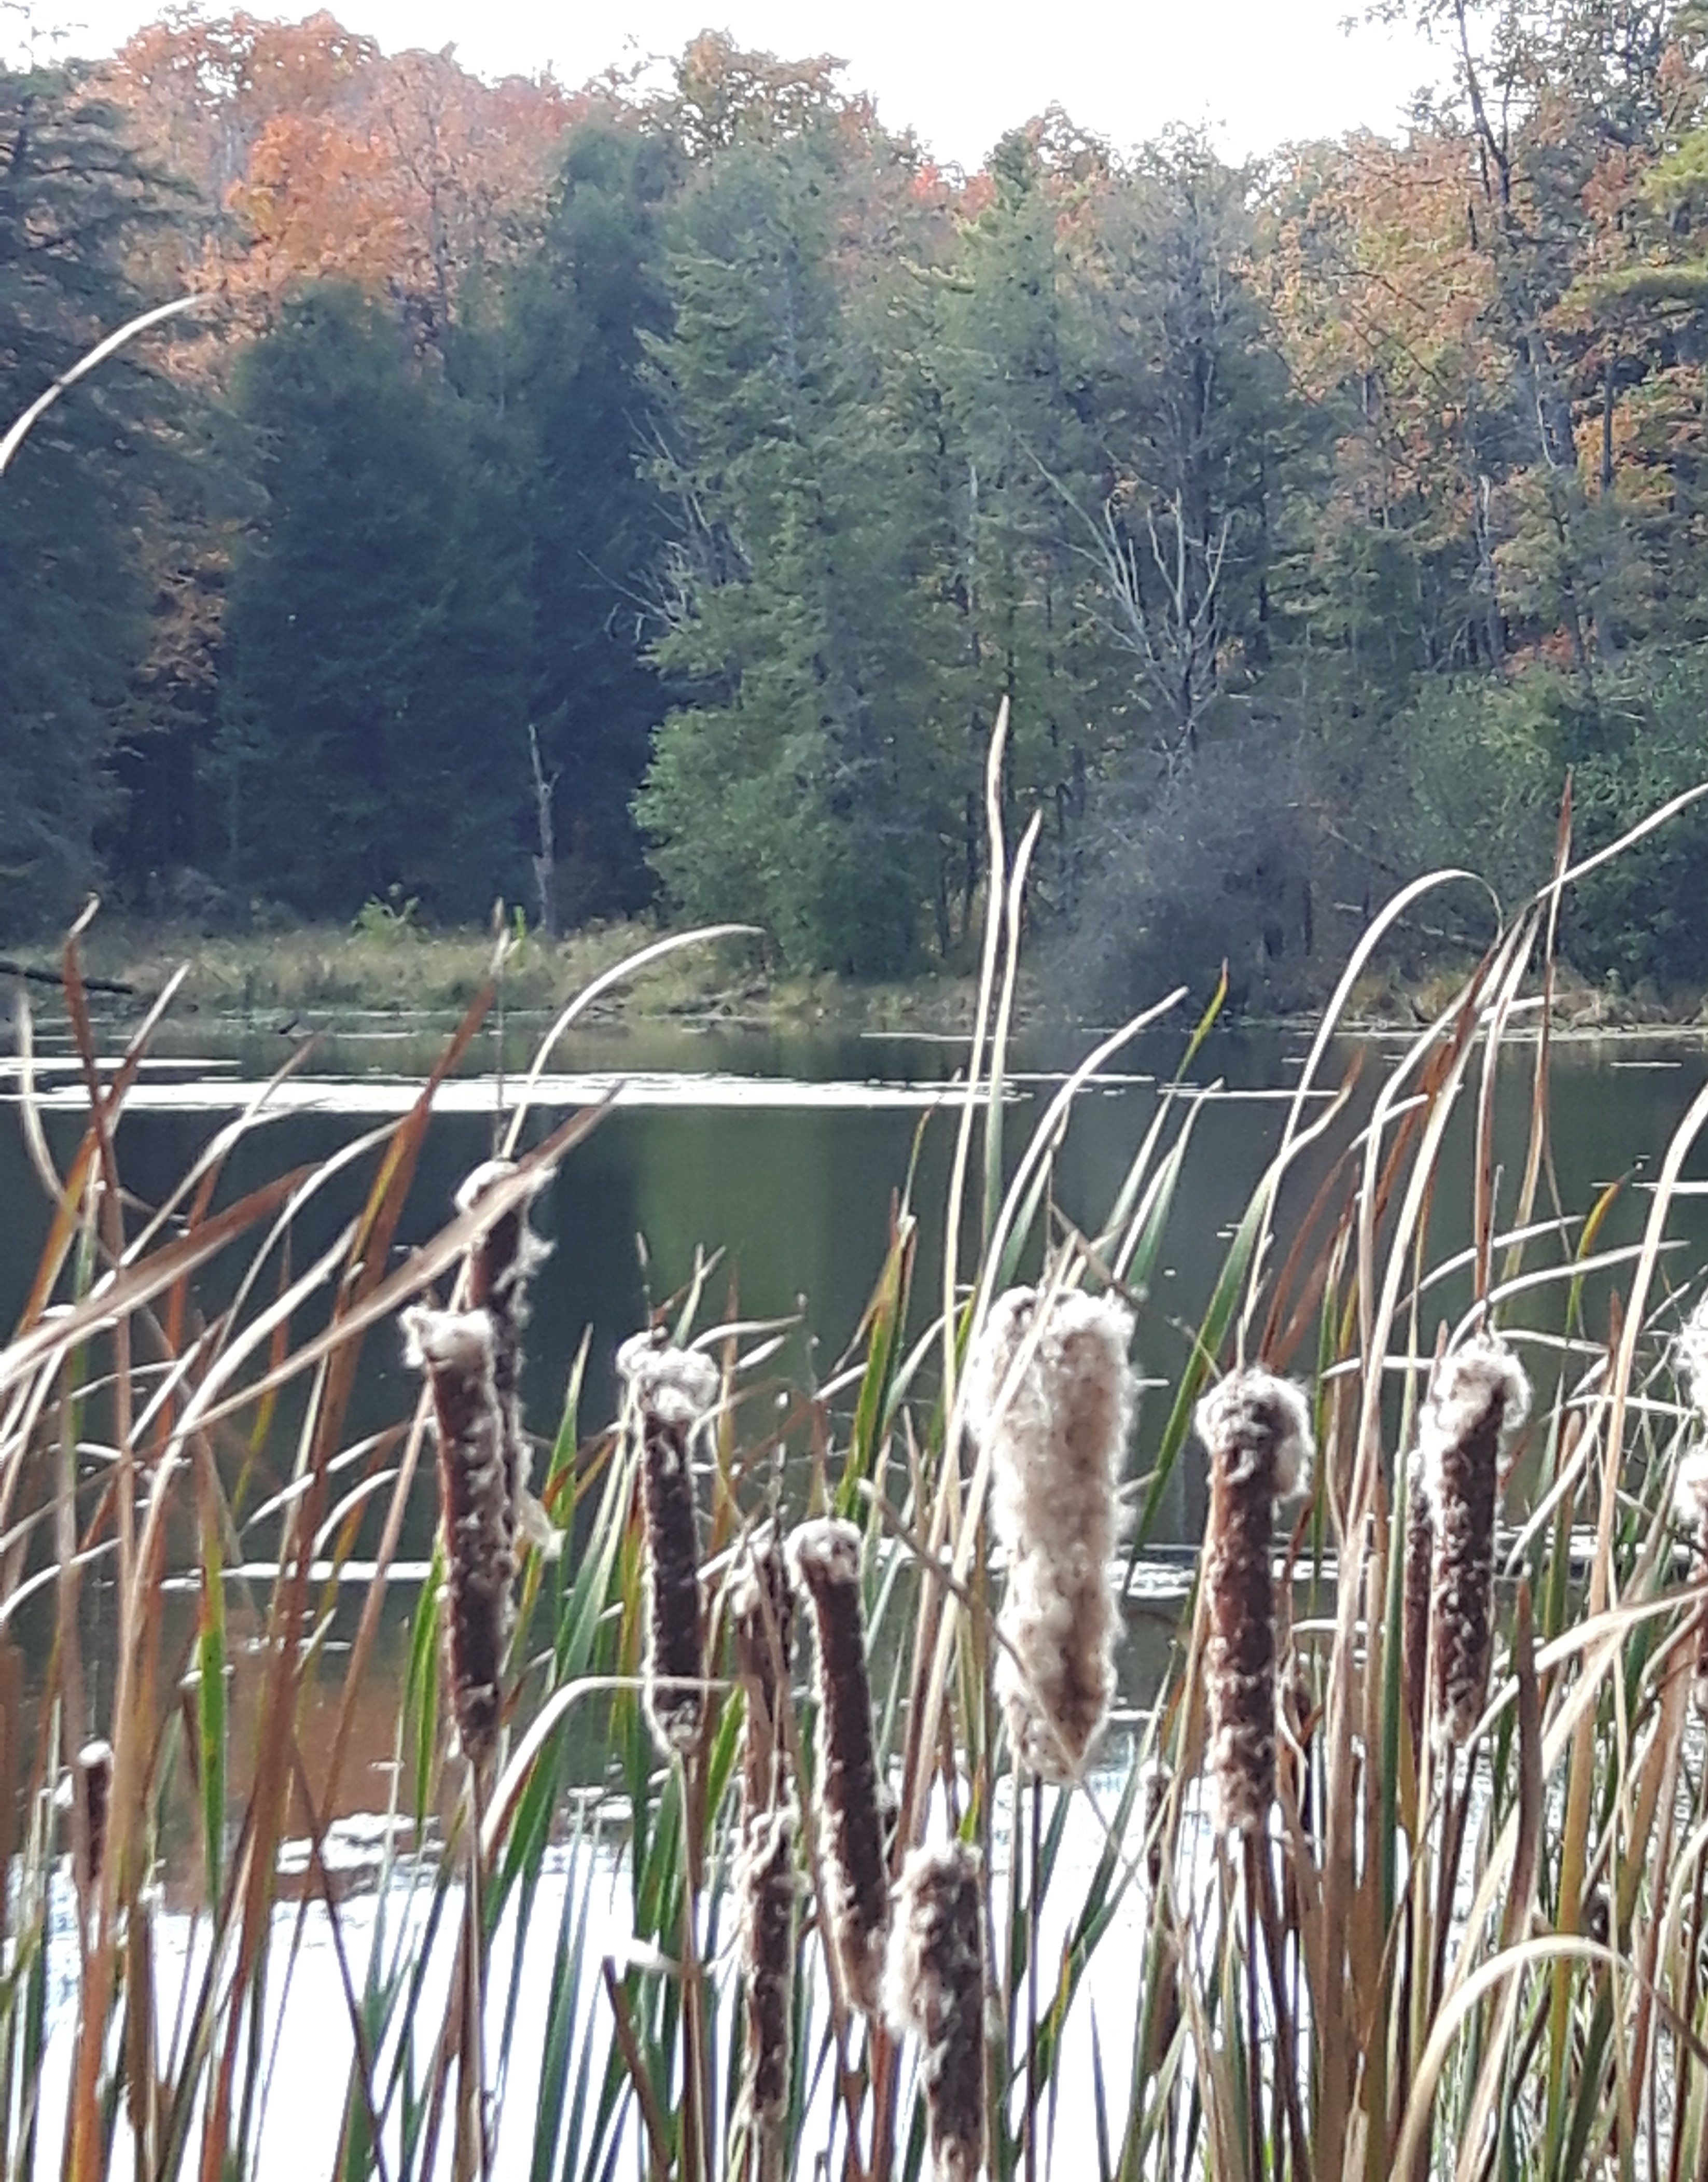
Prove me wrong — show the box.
[7,4,1708,1005]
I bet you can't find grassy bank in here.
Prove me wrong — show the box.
[20,911,1708,1044]
[13,914,1001,1035]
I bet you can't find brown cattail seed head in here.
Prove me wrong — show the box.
[455,1160,552,1547]
[1419,1338,1530,1748]
[966,1286,1135,1781]
[788,1518,890,2017]
[76,1739,113,1894]
[885,1841,988,2182]
[406,1307,512,1773]
[1195,1369,1314,1835]
[734,1803,797,2176]
[732,1524,795,1817]
[618,1331,717,1758]
[1402,1449,1434,1755]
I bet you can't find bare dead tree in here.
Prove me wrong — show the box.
[525,722,558,939]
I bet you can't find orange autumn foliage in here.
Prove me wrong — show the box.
[99,10,586,338]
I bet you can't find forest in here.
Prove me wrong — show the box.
[6,0,1708,1008]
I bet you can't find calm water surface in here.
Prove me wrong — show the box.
[6,1009,1708,1776]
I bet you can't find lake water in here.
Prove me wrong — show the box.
[8,1006,1708,1723]
[8,1004,1708,2175]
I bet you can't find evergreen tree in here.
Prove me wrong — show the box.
[0,63,183,933]
[494,119,677,921]
[636,79,964,975]
[219,282,529,920]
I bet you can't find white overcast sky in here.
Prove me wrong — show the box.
[18,0,1450,169]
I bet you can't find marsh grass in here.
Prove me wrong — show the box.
[10,725,1708,2182]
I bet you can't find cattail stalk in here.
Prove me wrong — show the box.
[455,1159,551,1552]
[967,1286,1135,1781]
[885,1841,987,2182]
[734,1805,797,2182]
[405,1307,511,1775]
[1195,1370,1314,1835]
[788,1518,889,2016]
[617,1331,718,1758]
[1419,1338,1531,1747]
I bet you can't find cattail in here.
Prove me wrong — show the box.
[885,1841,987,2182]
[76,1738,113,1894]
[1677,1449,1708,1708]
[1675,1298,1708,1704]
[617,1330,718,1758]
[454,1159,552,1551]
[1402,1448,1434,1754]
[966,1286,1135,1781]
[1420,1337,1531,1748]
[734,1804,797,2180]
[1195,1369,1314,1835]
[406,1308,512,1773]
[788,1518,889,2016]
[732,1523,795,1817]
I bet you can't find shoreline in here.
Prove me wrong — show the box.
[5,918,1708,1047]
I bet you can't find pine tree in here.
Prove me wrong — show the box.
[0,62,185,933]
[495,118,678,920]
[219,281,529,920]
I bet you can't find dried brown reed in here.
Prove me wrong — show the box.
[1417,1336,1531,1746]
[966,1285,1134,1780]
[788,1517,890,2016]
[404,1305,512,1775]
[1195,1368,1313,1834]
[617,1330,718,1756]
[885,1841,987,2182]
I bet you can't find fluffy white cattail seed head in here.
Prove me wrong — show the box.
[1673,1305,1708,1706]
[1677,1292,1708,1419]
[967,1286,1135,1781]
[885,1841,987,2182]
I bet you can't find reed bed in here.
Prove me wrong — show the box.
[8,730,1708,2182]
